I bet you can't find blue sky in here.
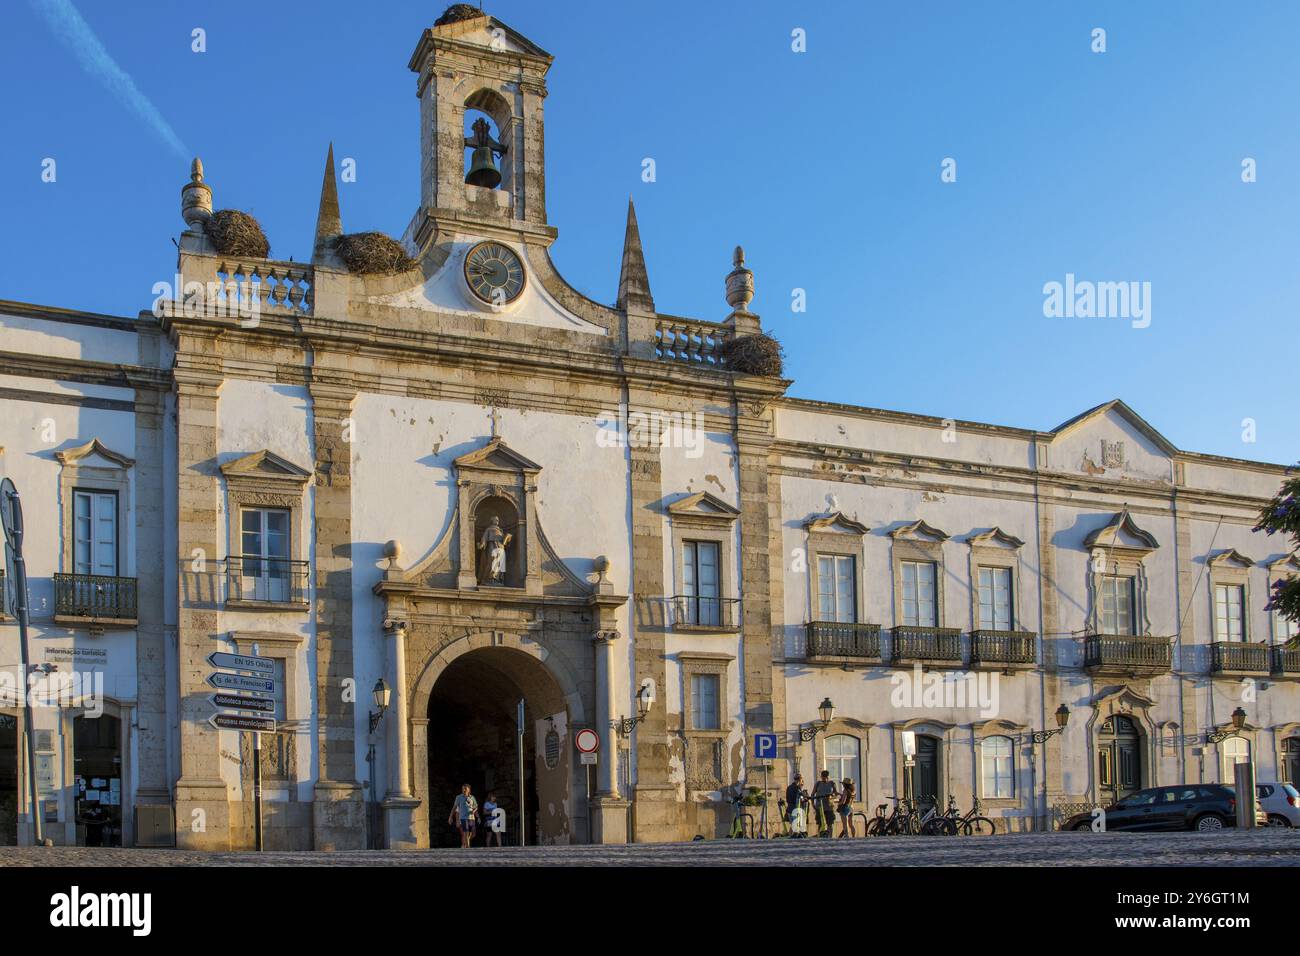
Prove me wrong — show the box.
[0,0,1292,464]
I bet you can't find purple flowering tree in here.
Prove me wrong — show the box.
[1255,469,1300,646]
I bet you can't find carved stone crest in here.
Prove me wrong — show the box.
[1101,440,1126,470]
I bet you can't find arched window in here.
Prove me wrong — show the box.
[980,735,1014,799]
[823,734,860,796]
[1221,737,1251,783]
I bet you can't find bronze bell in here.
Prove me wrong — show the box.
[465,146,502,189]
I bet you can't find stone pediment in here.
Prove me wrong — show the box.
[219,449,312,483]
[419,13,554,61]
[453,438,542,476]
[966,527,1025,550]
[803,511,868,535]
[668,492,740,524]
[1268,554,1300,575]
[1207,548,1254,569]
[888,519,949,542]
[55,438,134,470]
[1084,509,1159,553]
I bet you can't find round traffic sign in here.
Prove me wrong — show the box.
[574,728,600,754]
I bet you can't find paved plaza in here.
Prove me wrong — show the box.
[1,829,1297,867]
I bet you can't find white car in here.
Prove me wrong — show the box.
[1256,782,1300,828]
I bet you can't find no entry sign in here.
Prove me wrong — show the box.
[574,728,600,754]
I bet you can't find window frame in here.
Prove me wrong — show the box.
[71,488,119,577]
[980,734,1015,800]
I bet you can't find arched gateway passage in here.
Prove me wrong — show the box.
[414,641,582,848]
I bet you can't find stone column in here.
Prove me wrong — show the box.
[172,372,231,849]
[382,621,419,849]
[308,380,365,850]
[589,628,630,844]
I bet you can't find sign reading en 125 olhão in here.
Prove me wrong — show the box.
[208,651,275,675]
[210,713,276,733]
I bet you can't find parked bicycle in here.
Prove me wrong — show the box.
[941,795,996,835]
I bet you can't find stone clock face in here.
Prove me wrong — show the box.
[464,241,526,305]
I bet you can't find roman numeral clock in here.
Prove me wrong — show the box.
[464,240,526,306]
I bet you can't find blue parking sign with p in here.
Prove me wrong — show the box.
[753,733,778,760]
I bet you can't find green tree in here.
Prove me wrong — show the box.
[1255,469,1300,645]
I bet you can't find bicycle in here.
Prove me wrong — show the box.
[868,797,911,836]
[726,793,755,838]
[941,795,996,835]
[912,794,955,835]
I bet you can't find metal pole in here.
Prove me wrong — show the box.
[761,764,770,839]
[516,698,526,847]
[252,642,263,852]
[5,486,43,846]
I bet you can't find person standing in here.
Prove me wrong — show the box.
[785,774,808,838]
[836,778,857,838]
[482,791,503,847]
[811,770,839,838]
[448,783,479,848]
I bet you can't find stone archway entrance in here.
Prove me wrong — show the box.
[414,641,581,848]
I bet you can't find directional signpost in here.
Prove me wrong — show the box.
[207,645,278,850]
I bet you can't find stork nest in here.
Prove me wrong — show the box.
[436,4,484,25]
[203,209,270,259]
[721,333,785,376]
[333,232,417,275]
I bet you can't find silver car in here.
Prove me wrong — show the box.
[1256,782,1300,828]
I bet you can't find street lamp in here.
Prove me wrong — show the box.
[799,697,835,742]
[1207,706,1247,743]
[369,678,390,734]
[1030,704,1070,832]
[1031,703,1071,744]
[615,681,654,737]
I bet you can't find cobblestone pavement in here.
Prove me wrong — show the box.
[1,828,1298,866]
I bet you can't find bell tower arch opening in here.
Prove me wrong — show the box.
[463,89,511,192]
[423,646,575,847]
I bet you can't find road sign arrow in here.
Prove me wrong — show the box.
[210,693,276,714]
[210,713,276,733]
[208,672,274,693]
[208,651,275,675]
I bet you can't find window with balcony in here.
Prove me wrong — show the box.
[683,540,721,627]
[980,735,1014,799]
[236,507,293,603]
[73,490,118,576]
[901,561,937,627]
[817,554,856,623]
[977,566,1013,631]
[1215,584,1246,642]
[1099,575,1136,635]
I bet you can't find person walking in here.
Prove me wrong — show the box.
[811,770,839,838]
[448,783,479,848]
[836,778,857,838]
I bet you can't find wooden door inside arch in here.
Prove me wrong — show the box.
[1098,715,1143,805]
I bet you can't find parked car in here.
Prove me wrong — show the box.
[1063,784,1259,832]
[1256,782,1300,828]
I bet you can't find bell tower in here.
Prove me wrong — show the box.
[408,5,554,247]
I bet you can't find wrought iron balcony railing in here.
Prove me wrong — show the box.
[670,595,739,630]
[1083,633,1172,675]
[890,626,963,665]
[53,573,138,624]
[805,621,882,661]
[1272,644,1300,678]
[970,629,1036,668]
[1210,642,1270,676]
[226,557,310,606]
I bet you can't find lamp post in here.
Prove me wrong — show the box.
[366,679,389,850]
[797,698,834,778]
[1031,704,1070,831]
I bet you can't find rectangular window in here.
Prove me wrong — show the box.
[240,508,291,602]
[817,554,856,623]
[1275,605,1299,643]
[682,541,721,626]
[1100,575,1135,635]
[980,736,1014,799]
[901,560,937,627]
[1215,584,1246,642]
[72,490,117,576]
[690,673,720,730]
[978,567,1013,630]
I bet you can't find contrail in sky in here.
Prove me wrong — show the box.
[28,0,190,159]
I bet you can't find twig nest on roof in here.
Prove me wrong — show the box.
[333,232,417,275]
[203,209,270,259]
[721,333,784,376]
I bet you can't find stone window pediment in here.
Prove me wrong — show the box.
[966,527,1025,551]
[888,519,949,543]
[453,438,542,477]
[1084,509,1159,555]
[219,449,312,486]
[803,510,868,536]
[54,438,135,470]
[667,491,740,527]
[1207,548,1254,571]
